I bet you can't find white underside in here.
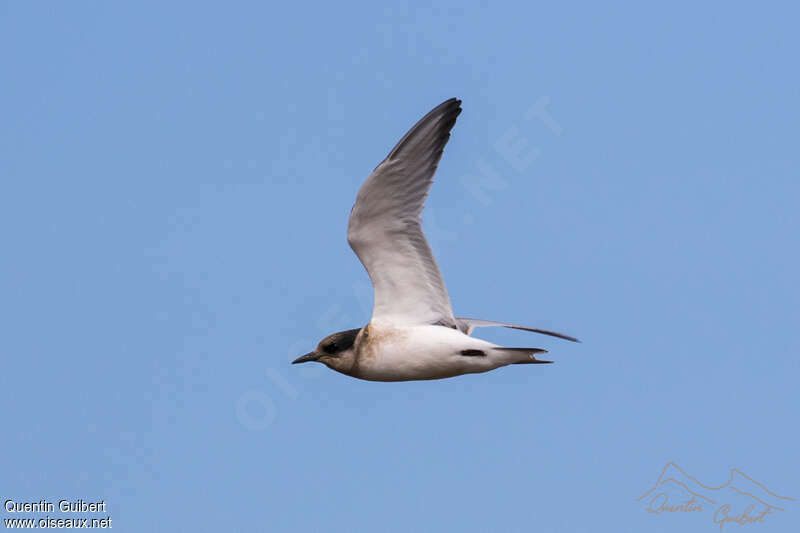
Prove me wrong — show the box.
[355,322,531,382]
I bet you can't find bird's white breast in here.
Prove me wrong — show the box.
[353,322,508,381]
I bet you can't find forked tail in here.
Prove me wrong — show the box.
[491,347,553,364]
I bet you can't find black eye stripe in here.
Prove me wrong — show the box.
[323,343,338,353]
[319,328,360,355]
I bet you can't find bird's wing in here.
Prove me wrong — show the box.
[347,98,462,327]
[456,317,580,342]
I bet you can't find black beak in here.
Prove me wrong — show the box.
[292,351,319,364]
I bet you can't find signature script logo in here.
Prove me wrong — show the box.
[638,462,794,530]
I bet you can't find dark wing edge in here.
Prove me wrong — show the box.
[346,98,463,327]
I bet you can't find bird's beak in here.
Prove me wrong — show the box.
[292,351,319,364]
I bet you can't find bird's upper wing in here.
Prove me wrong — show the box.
[347,98,462,327]
[455,317,580,342]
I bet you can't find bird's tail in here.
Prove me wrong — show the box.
[491,347,553,364]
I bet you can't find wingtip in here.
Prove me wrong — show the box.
[444,97,462,114]
[506,325,580,343]
[440,97,462,115]
[384,97,463,162]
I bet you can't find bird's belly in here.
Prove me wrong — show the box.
[353,324,502,382]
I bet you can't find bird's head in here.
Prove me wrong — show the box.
[292,328,361,373]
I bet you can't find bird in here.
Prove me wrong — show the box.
[292,98,577,381]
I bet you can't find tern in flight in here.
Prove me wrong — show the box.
[293,98,577,381]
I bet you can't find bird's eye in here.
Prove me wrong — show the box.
[322,343,337,354]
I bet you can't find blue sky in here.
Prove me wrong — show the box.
[2,2,798,532]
